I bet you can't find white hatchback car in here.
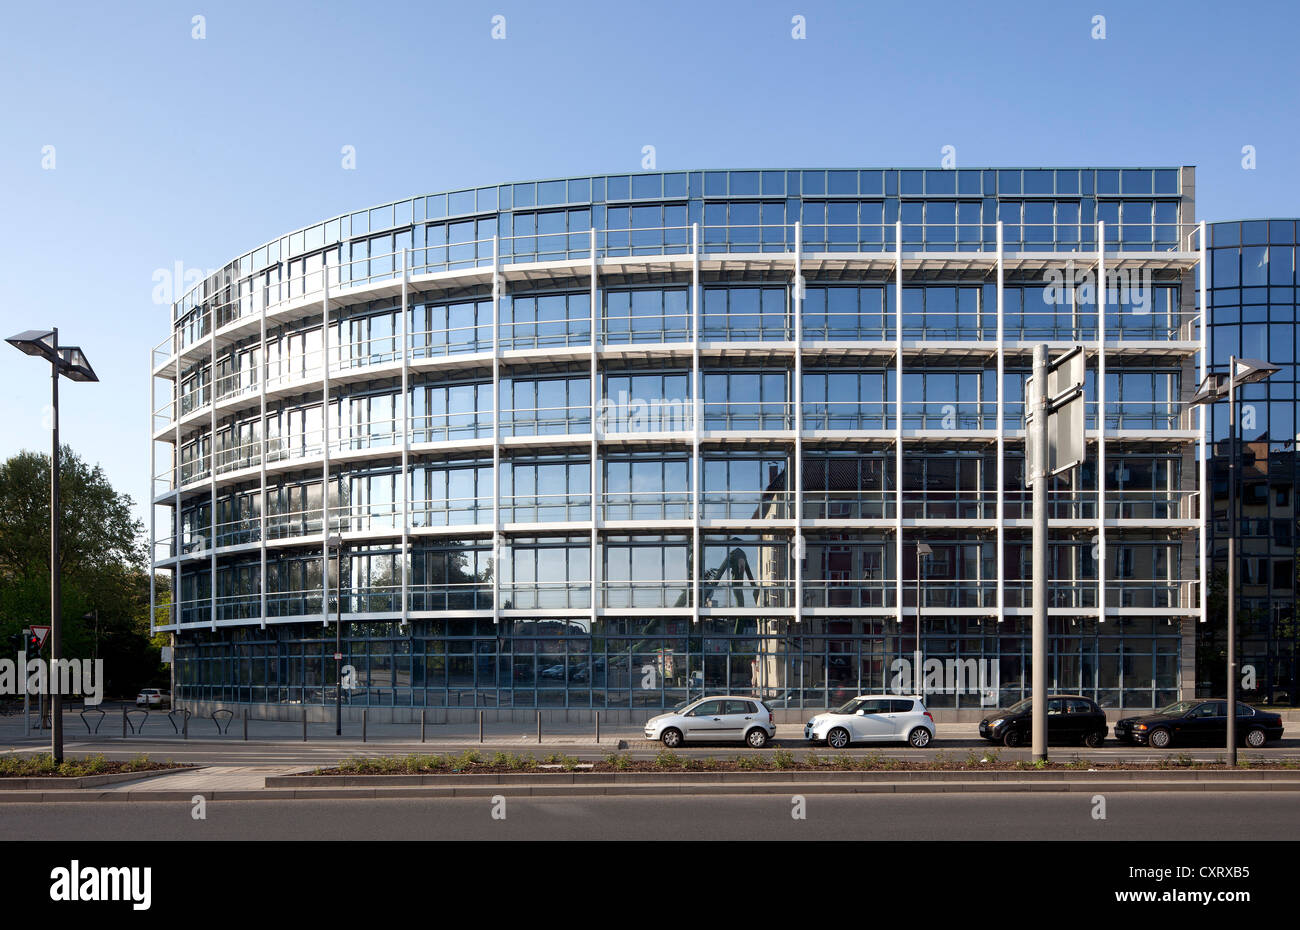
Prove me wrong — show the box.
[645,696,776,748]
[136,689,170,707]
[805,695,935,748]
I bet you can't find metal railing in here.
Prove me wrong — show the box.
[154,221,1203,367]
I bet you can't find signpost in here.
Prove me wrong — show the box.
[1024,345,1086,762]
[21,629,30,737]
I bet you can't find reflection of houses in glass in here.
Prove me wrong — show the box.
[1204,219,1300,707]
[151,167,1209,719]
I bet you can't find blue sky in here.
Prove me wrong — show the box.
[1,0,1298,532]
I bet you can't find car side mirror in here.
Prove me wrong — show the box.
[856,709,866,716]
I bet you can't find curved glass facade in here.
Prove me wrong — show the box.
[150,167,1203,716]
[1205,219,1300,705]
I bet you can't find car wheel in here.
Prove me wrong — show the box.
[1083,730,1104,748]
[1148,728,1172,749]
[746,728,769,749]
[1244,728,1267,748]
[826,727,850,750]
[1002,729,1022,748]
[660,728,683,748]
[908,727,932,748]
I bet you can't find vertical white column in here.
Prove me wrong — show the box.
[691,223,702,624]
[996,222,1005,622]
[321,262,331,627]
[1097,221,1107,623]
[149,352,157,636]
[173,341,182,629]
[589,227,599,629]
[491,237,502,626]
[259,278,268,629]
[793,222,804,623]
[209,298,217,632]
[895,221,905,624]
[1198,221,1208,622]
[400,248,410,627]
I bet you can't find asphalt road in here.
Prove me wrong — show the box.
[2,792,1297,840]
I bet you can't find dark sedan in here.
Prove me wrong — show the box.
[1114,700,1284,748]
[979,695,1109,747]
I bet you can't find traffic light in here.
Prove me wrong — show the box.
[7,633,20,656]
[26,631,40,655]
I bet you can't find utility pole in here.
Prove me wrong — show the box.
[1227,360,1237,765]
[1031,346,1049,761]
[1189,358,1279,766]
[1025,344,1084,764]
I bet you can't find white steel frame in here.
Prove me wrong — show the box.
[148,217,1205,677]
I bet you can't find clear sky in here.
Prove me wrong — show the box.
[2,0,1298,532]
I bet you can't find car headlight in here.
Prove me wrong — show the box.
[990,718,1004,728]
[1135,724,1147,730]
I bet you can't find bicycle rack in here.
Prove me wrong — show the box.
[211,709,235,734]
[125,709,149,734]
[167,709,192,735]
[79,707,106,734]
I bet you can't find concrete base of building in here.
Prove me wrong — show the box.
[177,701,1300,726]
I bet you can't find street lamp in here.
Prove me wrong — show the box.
[7,329,97,764]
[327,533,345,736]
[1189,356,1280,765]
[915,543,932,700]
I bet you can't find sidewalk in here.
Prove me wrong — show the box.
[102,765,300,792]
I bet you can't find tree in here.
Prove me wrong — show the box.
[0,446,163,696]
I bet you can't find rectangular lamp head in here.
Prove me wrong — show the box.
[6,330,57,362]
[56,346,98,382]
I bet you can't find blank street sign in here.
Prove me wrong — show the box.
[1025,347,1086,481]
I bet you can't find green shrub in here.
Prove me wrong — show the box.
[603,751,632,770]
[653,749,685,769]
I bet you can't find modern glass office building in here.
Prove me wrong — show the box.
[150,167,1207,720]
[1204,219,1300,706]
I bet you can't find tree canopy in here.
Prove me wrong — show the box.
[0,446,164,696]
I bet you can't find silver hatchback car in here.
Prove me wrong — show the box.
[805,694,935,748]
[645,696,777,748]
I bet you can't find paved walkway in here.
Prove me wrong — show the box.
[103,765,307,792]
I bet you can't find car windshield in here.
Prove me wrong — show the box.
[1003,698,1032,715]
[833,697,866,715]
[1156,701,1196,716]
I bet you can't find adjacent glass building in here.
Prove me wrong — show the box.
[150,167,1206,719]
[1204,219,1300,706]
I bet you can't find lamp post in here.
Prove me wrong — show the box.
[7,329,97,764]
[915,543,932,699]
[327,533,344,736]
[1189,356,1280,765]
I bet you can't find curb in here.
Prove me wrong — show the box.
[3,779,1300,802]
[266,768,1300,788]
[0,766,196,790]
